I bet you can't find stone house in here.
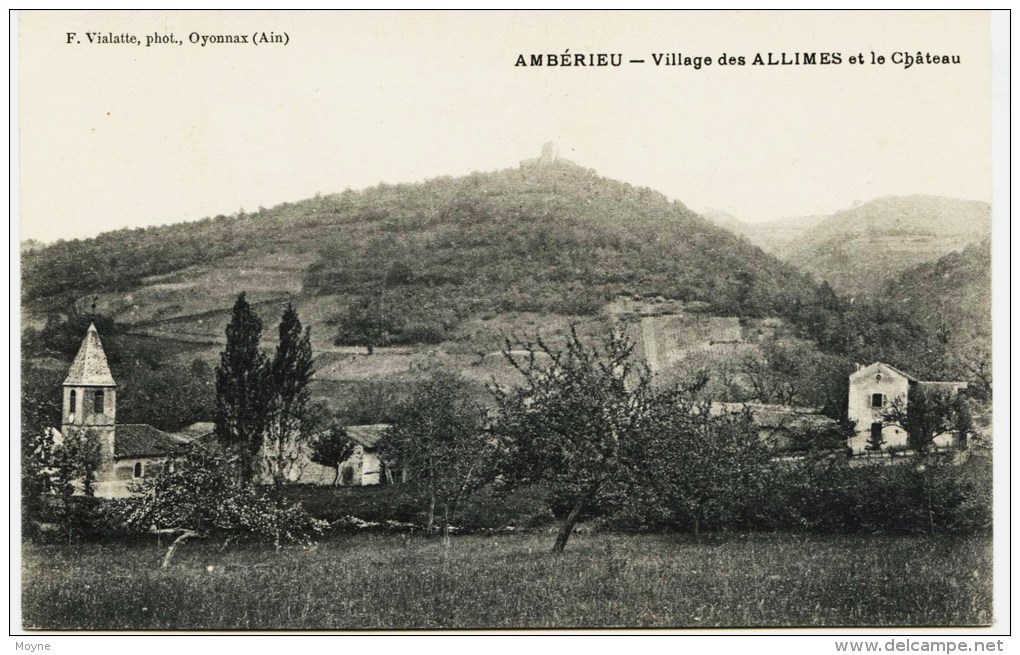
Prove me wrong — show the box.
[846,362,967,455]
[287,424,393,486]
[56,323,189,498]
[336,424,392,486]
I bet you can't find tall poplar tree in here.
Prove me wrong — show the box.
[215,293,272,486]
[264,303,315,489]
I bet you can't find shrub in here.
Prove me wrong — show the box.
[393,322,447,345]
[281,482,553,533]
[120,445,325,548]
[747,455,992,536]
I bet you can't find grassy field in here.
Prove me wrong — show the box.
[22,532,991,630]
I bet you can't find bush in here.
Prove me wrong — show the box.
[600,452,991,538]
[120,445,325,547]
[283,484,424,526]
[282,482,553,532]
[392,321,447,345]
[747,455,992,535]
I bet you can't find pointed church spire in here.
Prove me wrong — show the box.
[63,323,116,387]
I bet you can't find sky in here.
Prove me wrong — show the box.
[18,10,993,243]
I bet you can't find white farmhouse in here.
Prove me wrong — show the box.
[847,362,967,455]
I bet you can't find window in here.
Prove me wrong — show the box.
[93,390,104,414]
[133,462,143,478]
[871,393,884,408]
[870,422,883,441]
[69,390,76,414]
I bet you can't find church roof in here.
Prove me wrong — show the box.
[63,323,116,387]
[115,424,183,458]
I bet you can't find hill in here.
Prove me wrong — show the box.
[700,208,748,235]
[22,161,828,423]
[878,241,991,394]
[702,210,827,255]
[881,240,990,335]
[20,239,47,254]
[23,163,820,331]
[780,196,990,296]
[22,159,993,434]
[747,215,828,254]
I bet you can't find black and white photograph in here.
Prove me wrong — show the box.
[12,9,1009,641]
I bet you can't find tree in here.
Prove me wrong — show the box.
[115,358,215,432]
[334,380,405,425]
[50,428,102,542]
[726,270,757,316]
[122,444,324,564]
[739,336,854,418]
[742,345,799,406]
[21,366,63,527]
[310,427,356,485]
[21,421,54,535]
[491,327,651,553]
[883,385,971,455]
[950,340,992,401]
[332,295,397,355]
[215,293,273,486]
[23,302,124,365]
[263,304,316,490]
[53,428,102,498]
[379,371,492,541]
[633,397,771,538]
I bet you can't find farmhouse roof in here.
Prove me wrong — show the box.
[345,424,390,449]
[850,361,916,382]
[753,409,837,433]
[712,403,838,432]
[63,323,116,387]
[915,380,969,392]
[852,362,967,388]
[115,424,183,458]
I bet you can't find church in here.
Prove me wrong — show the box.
[56,323,394,496]
[58,323,189,498]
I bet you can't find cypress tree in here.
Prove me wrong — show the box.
[265,303,315,488]
[215,293,271,486]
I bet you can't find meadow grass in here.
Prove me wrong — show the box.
[21,532,991,631]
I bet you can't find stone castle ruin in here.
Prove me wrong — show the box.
[520,141,578,168]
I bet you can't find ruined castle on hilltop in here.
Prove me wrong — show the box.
[520,141,578,169]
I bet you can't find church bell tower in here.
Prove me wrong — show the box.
[62,323,117,464]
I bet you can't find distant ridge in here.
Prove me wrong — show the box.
[783,195,990,295]
[702,196,990,296]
